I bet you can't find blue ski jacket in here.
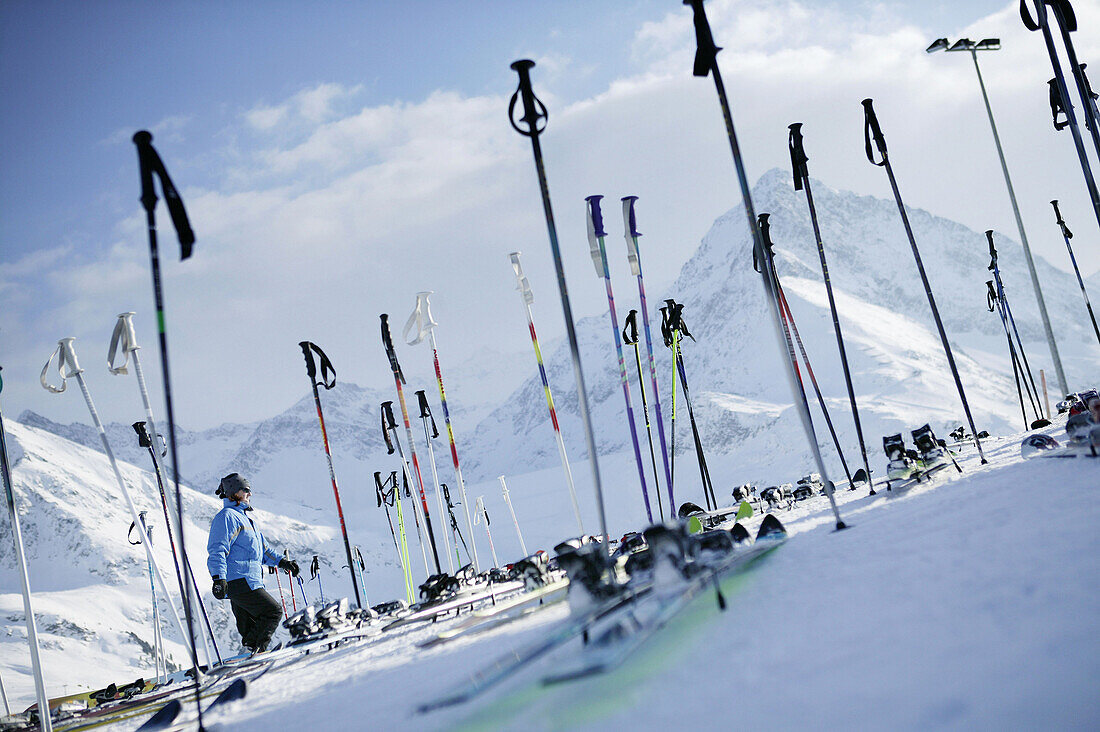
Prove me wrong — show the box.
[207,499,281,590]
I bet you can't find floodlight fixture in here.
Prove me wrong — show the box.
[926,37,949,53]
[975,38,1001,50]
[949,38,974,52]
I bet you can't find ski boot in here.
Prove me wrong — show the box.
[316,598,351,631]
[1066,412,1100,456]
[283,605,319,640]
[556,540,618,613]
[883,433,915,480]
[419,573,460,604]
[510,550,551,590]
[912,424,948,470]
[642,523,690,587]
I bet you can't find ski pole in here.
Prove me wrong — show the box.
[1046,3,1100,173]
[386,472,415,603]
[0,365,51,731]
[507,252,586,536]
[757,217,856,490]
[271,566,288,617]
[1041,370,1052,419]
[0,670,9,718]
[131,131,204,711]
[442,485,470,566]
[285,554,297,612]
[684,0,846,529]
[375,471,405,570]
[381,401,431,578]
[621,197,674,515]
[498,476,528,557]
[1021,0,1100,240]
[660,304,680,498]
[130,512,165,685]
[381,314,442,574]
[862,98,987,464]
[41,339,197,666]
[509,59,609,550]
[988,280,1033,428]
[1051,200,1100,347]
[352,547,370,609]
[623,310,665,520]
[663,301,716,511]
[309,555,325,604]
[474,496,499,568]
[788,124,875,491]
[297,341,363,608]
[404,292,479,572]
[296,574,309,606]
[414,389,454,574]
[586,195,653,523]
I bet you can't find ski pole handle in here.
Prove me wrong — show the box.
[755,213,776,273]
[415,390,439,438]
[380,401,397,454]
[299,341,336,389]
[986,280,997,311]
[684,0,721,78]
[862,99,888,166]
[623,310,639,345]
[508,59,548,137]
[621,196,642,276]
[132,130,195,258]
[1051,199,1073,238]
[375,471,384,507]
[986,230,998,271]
[788,123,808,190]
[659,305,672,347]
[586,195,606,277]
[133,420,152,448]
[1020,0,1040,31]
[380,314,405,383]
[107,312,139,375]
[509,252,535,305]
[40,337,82,394]
[133,131,159,213]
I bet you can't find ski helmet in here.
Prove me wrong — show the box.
[1020,433,1059,458]
[216,473,251,499]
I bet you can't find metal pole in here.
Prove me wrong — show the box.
[499,476,528,557]
[968,47,1068,395]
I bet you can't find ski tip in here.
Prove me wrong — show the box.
[137,699,182,731]
[212,678,248,707]
[756,514,786,540]
[729,523,751,545]
[686,516,703,535]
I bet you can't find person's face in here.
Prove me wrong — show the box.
[232,487,252,505]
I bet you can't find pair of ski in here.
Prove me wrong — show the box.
[136,674,255,731]
[884,462,952,492]
[418,516,786,713]
[418,578,571,649]
[383,579,525,632]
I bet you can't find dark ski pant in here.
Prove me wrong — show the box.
[226,578,282,651]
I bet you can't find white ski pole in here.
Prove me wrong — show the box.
[108,313,216,666]
[498,476,528,557]
[508,253,585,535]
[414,389,454,574]
[473,496,499,568]
[0,669,9,718]
[0,365,51,732]
[40,338,197,670]
[133,511,164,685]
[404,292,480,572]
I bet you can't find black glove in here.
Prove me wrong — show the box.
[211,577,227,600]
[278,558,300,577]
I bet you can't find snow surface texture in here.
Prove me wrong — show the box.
[2,172,1098,720]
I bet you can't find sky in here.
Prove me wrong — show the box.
[1,0,1097,431]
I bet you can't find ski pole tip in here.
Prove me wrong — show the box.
[834,521,848,531]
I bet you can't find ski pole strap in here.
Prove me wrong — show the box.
[1080,63,1097,100]
[380,314,405,383]
[986,281,997,312]
[380,401,397,454]
[986,230,998,271]
[107,312,139,375]
[1049,78,1070,131]
[299,341,336,389]
[684,0,721,78]
[354,546,365,571]
[1020,0,1040,31]
[402,469,410,497]
[508,59,548,137]
[40,338,82,394]
[415,390,439,437]
[127,520,143,545]
[132,131,195,259]
[310,555,320,580]
[862,98,888,166]
[403,291,438,346]
[621,196,642,276]
[788,123,808,190]
[585,195,607,277]
[1050,0,1078,32]
[1051,200,1073,238]
[623,310,639,345]
[509,252,535,305]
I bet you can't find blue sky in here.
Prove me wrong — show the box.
[1,0,1094,429]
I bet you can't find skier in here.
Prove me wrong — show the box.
[207,473,299,654]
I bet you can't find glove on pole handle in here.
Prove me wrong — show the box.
[788,123,808,190]
[622,196,642,276]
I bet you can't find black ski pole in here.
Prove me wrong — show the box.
[298,341,363,608]
[1051,200,1100,347]
[659,304,679,495]
[623,310,665,521]
[132,422,222,663]
[757,215,857,491]
[789,123,875,490]
[862,98,988,464]
[131,130,204,723]
[1022,0,1100,236]
[1046,2,1100,168]
[683,0,845,529]
[987,281,1033,428]
[987,231,1048,427]
[664,301,716,511]
[374,471,401,557]
[509,59,609,547]
[381,400,430,579]
[442,484,471,565]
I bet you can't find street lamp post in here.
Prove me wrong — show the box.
[928,37,1069,398]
